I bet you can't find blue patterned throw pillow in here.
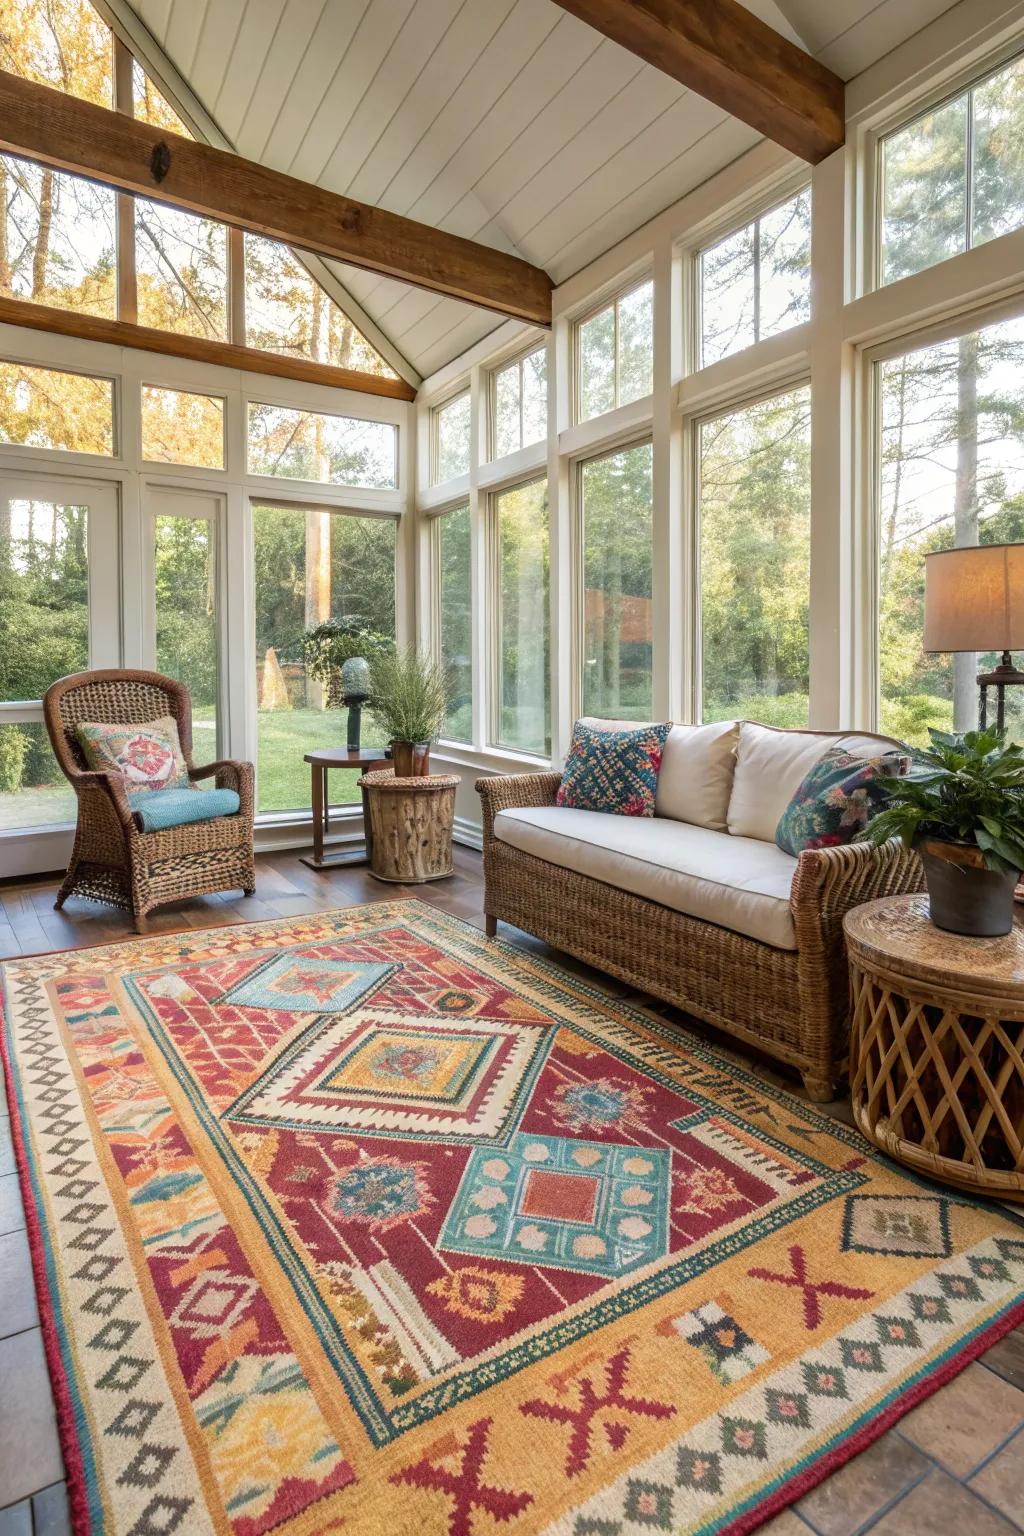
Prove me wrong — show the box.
[557,721,672,817]
[775,747,910,856]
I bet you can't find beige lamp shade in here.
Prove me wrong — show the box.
[923,543,1024,653]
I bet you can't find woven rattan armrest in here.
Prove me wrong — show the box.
[791,837,923,955]
[189,759,254,802]
[476,771,561,848]
[70,769,136,832]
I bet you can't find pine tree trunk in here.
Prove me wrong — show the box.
[0,161,11,295]
[32,170,54,298]
[953,332,980,732]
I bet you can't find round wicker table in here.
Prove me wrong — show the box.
[845,893,1024,1200]
[358,770,460,884]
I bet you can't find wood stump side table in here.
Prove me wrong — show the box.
[845,893,1024,1200]
[358,770,460,884]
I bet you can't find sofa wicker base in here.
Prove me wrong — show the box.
[478,771,924,1101]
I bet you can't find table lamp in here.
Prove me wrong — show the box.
[923,542,1024,730]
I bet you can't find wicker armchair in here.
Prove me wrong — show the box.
[477,771,923,1101]
[44,669,255,933]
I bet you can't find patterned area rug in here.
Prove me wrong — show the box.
[3,900,1023,1536]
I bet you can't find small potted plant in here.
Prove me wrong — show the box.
[367,645,452,777]
[862,727,1024,936]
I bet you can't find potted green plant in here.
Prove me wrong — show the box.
[367,645,451,777]
[862,727,1024,936]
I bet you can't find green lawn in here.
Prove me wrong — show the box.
[257,708,388,814]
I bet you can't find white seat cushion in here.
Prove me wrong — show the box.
[494,807,798,950]
[727,722,907,843]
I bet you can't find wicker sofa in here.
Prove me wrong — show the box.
[477,719,924,1101]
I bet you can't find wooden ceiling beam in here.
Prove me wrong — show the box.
[0,69,553,327]
[0,295,417,402]
[550,0,844,164]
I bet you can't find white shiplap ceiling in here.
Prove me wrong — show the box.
[122,0,962,380]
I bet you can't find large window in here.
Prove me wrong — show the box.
[0,157,117,320]
[141,387,224,469]
[0,495,90,829]
[247,405,397,489]
[155,513,218,760]
[0,0,113,107]
[699,189,811,368]
[433,392,471,483]
[0,363,114,455]
[493,478,549,754]
[491,347,547,459]
[135,201,229,340]
[244,235,395,378]
[881,55,1024,285]
[878,315,1024,744]
[437,504,472,742]
[699,386,811,726]
[580,441,653,719]
[576,280,653,423]
[253,506,395,813]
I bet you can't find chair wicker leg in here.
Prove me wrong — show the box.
[485,914,498,937]
[801,1071,837,1103]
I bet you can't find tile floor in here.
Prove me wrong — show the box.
[0,847,1022,1536]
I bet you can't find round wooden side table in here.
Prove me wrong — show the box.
[358,770,460,884]
[845,893,1024,1200]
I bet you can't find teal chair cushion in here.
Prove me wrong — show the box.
[128,786,240,833]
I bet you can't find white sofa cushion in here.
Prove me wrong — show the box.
[579,717,740,830]
[493,806,798,950]
[727,722,906,843]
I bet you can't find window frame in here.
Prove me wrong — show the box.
[430,387,472,487]
[428,498,474,746]
[690,373,812,725]
[571,433,654,722]
[487,342,547,463]
[0,356,120,463]
[572,274,654,426]
[487,472,550,756]
[249,498,401,820]
[693,184,812,372]
[140,382,227,471]
[244,397,400,494]
[871,41,1024,295]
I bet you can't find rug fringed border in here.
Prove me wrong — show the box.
[3,906,1024,1536]
[720,1292,1024,1535]
[1,993,94,1536]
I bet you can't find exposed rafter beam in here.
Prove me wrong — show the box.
[0,295,416,401]
[91,0,423,389]
[0,69,554,327]
[550,0,844,164]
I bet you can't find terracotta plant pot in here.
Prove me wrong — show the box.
[390,740,431,777]
[918,837,1020,937]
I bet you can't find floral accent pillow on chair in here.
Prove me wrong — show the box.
[775,747,910,855]
[76,716,190,795]
[556,720,672,817]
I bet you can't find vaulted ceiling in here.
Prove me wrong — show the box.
[120,0,961,381]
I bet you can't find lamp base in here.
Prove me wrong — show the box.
[977,652,1024,732]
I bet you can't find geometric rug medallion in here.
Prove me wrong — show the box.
[2,900,1023,1536]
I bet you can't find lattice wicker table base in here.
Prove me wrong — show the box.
[846,895,1024,1200]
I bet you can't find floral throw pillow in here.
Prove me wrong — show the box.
[556,721,672,817]
[775,747,910,856]
[76,716,190,795]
